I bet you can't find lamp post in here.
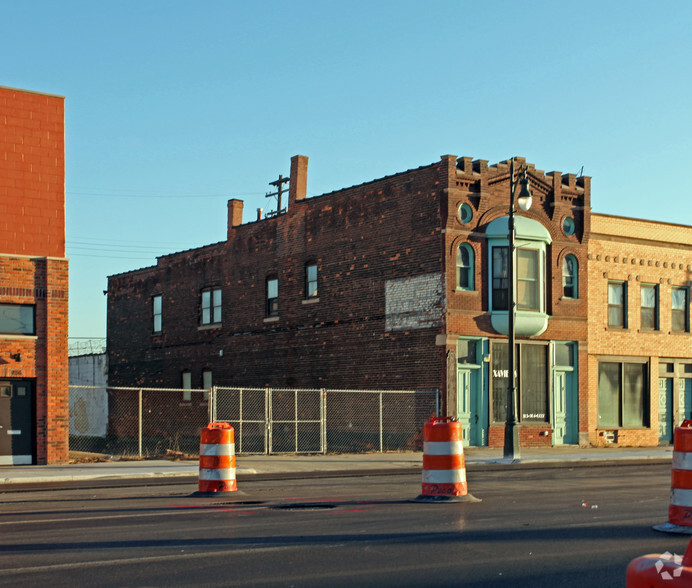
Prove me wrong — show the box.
[504,159,532,461]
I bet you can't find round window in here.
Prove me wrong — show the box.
[458,203,473,224]
[563,216,575,236]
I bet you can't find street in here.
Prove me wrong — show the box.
[0,463,685,587]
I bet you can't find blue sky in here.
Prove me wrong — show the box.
[3,1,691,342]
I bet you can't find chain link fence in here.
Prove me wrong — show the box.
[69,385,440,458]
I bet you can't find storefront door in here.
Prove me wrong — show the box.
[0,380,34,465]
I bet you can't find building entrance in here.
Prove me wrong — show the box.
[0,380,34,465]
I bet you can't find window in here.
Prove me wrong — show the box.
[492,246,509,311]
[456,244,474,290]
[640,284,658,330]
[562,217,575,236]
[491,342,548,423]
[492,246,542,311]
[266,276,278,316]
[598,361,649,428]
[673,287,689,333]
[152,295,162,333]
[608,281,626,328]
[516,249,539,311]
[305,263,318,298]
[562,255,578,299]
[202,369,212,401]
[458,203,473,224]
[201,287,222,325]
[182,370,192,402]
[0,304,35,335]
[457,339,478,364]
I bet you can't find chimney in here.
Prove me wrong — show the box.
[227,199,244,238]
[290,155,308,202]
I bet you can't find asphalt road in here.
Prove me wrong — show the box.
[0,463,686,587]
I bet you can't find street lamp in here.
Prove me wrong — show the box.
[504,158,532,461]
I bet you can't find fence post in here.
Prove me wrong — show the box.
[379,391,383,453]
[138,388,143,458]
[266,387,272,455]
[321,388,327,454]
[209,386,216,423]
[239,388,243,454]
[294,389,299,454]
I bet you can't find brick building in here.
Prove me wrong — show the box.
[0,86,68,465]
[107,153,606,448]
[587,215,692,447]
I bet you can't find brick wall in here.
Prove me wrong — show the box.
[0,86,67,464]
[108,157,447,396]
[444,156,591,446]
[587,214,692,447]
[0,86,65,258]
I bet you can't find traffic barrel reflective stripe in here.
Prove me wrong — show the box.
[196,422,237,494]
[411,417,480,503]
[654,420,692,533]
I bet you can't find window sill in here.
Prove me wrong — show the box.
[637,328,660,334]
[302,297,320,305]
[198,323,221,331]
[605,326,628,331]
[0,334,37,340]
[264,316,279,323]
[454,288,475,293]
[596,426,650,431]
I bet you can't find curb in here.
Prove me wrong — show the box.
[0,456,672,492]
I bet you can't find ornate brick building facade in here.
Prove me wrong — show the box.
[0,86,68,464]
[106,154,691,448]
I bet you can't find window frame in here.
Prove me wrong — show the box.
[672,286,690,333]
[456,243,474,291]
[516,248,540,311]
[0,303,36,335]
[607,281,627,329]
[491,341,549,424]
[181,370,192,402]
[266,275,279,317]
[597,360,649,428]
[305,262,318,299]
[152,295,162,333]
[202,369,212,401]
[562,254,578,299]
[640,283,659,331]
[201,287,222,326]
[491,246,509,311]
[491,244,545,312]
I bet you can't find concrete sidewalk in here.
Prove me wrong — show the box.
[0,445,674,486]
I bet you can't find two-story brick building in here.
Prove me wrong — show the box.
[107,153,608,447]
[0,85,68,465]
[587,215,692,447]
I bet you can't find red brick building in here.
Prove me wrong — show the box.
[107,154,597,447]
[0,86,68,465]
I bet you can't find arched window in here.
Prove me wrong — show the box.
[562,254,578,299]
[457,244,474,290]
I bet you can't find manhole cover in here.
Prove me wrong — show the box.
[269,503,336,510]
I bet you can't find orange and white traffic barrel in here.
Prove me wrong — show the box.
[626,536,692,586]
[655,420,692,533]
[195,422,237,495]
[411,416,480,503]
